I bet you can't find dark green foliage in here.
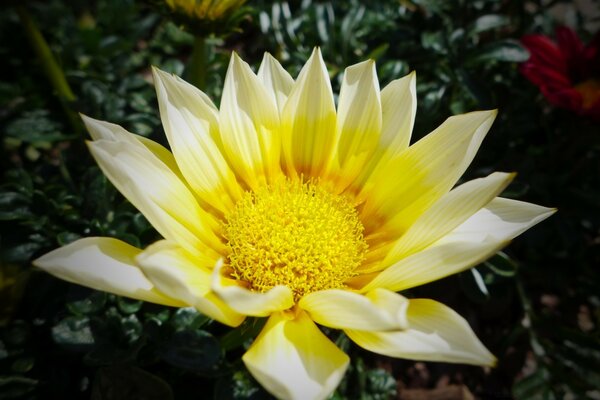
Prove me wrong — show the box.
[1,0,599,399]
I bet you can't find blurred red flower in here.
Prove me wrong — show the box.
[520,26,600,120]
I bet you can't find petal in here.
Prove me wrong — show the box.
[357,238,506,293]
[81,115,181,176]
[88,140,224,257]
[357,197,554,293]
[351,72,417,189]
[299,288,408,331]
[361,110,497,234]
[379,71,417,157]
[257,52,295,115]
[33,237,183,307]
[346,298,496,366]
[211,260,294,317]
[243,311,349,400]
[281,48,337,177]
[152,67,242,213]
[443,197,556,244]
[381,172,515,266]
[521,34,567,74]
[219,53,281,188]
[333,60,382,188]
[136,241,245,327]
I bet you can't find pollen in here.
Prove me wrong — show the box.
[223,178,368,301]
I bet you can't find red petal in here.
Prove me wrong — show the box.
[521,34,568,74]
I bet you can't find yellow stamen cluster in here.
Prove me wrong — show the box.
[224,178,368,301]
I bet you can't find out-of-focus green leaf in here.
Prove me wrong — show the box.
[67,292,107,315]
[512,369,551,400]
[160,329,220,371]
[469,39,529,63]
[469,14,510,35]
[116,297,143,315]
[10,357,34,374]
[171,307,210,331]
[5,110,75,143]
[365,368,397,400]
[484,251,518,277]
[214,370,267,400]
[219,317,266,352]
[0,375,38,399]
[91,366,173,400]
[51,316,95,348]
[460,267,490,303]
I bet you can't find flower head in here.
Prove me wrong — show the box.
[34,49,554,400]
[520,26,600,119]
[162,0,247,36]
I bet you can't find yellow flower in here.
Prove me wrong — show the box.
[165,0,246,21]
[34,49,554,400]
[162,0,247,36]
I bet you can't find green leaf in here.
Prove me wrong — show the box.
[67,292,107,315]
[57,232,81,246]
[160,329,221,371]
[214,370,267,400]
[0,376,38,399]
[91,366,173,400]
[116,297,143,315]
[10,357,34,374]
[512,369,551,399]
[51,316,95,349]
[459,267,490,303]
[219,318,266,352]
[484,251,518,277]
[469,14,510,36]
[365,368,397,400]
[171,307,210,331]
[469,39,529,63]
[1,243,42,264]
[5,110,74,143]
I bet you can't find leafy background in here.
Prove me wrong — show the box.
[1,0,599,399]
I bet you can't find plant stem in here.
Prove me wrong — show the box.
[186,35,209,90]
[15,5,83,136]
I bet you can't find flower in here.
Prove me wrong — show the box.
[165,0,245,20]
[162,0,248,36]
[520,26,600,119]
[34,49,554,400]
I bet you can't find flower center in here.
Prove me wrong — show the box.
[224,178,368,301]
[574,79,600,110]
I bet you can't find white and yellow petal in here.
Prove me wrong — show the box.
[136,241,245,327]
[243,311,349,400]
[353,72,417,188]
[346,298,496,366]
[355,238,506,293]
[382,171,515,266]
[443,197,556,243]
[257,52,295,115]
[379,71,417,157]
[299,288,408,331]
[81,114,182,176]
[281,48,337,177]
[152,67,242,213]
[219,53,281,187]
[211,260,294,317]
[333,59,382,189]
[361,110,497,234]
[87,139,224,258]
[33,237,184,307]
[356,196,554,293]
